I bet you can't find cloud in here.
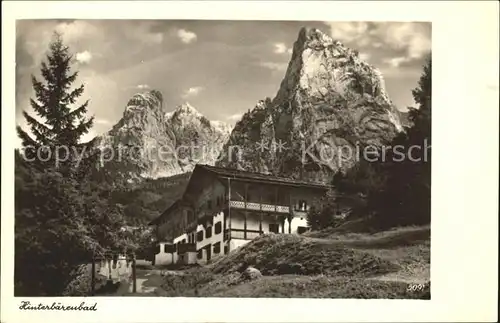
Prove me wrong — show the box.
[79,128,97,144]
[258,61,288,71]
[384,56,411,68]
[329,22,370,43]
[16,20,424,140]
[359,52,371,61]
[55,20,101,43]
[325,22,431,61]
[176,29,197,44]
[75,50,92,64]
[182,86,204,98]
[227,113,242,122]
[273,42,293,55]
[378,23,431,59]
[94,118,111,125]
[144,32,164,44]
[136,84,150,90]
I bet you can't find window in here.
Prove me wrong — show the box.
[269,223,279,233]
[164,244,176,253]
[213,242,221,254]
[182,239,186,244]
[224,246,229,254]
[206,226,212,239]
[297,226,308,234]
[214,222,222,234]
[157,245,162,254]
[206,244,212,261]
[197,231,204,242]
[197,250,203,259]
[297,200,307,211]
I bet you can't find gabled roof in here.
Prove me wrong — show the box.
[195,164,331,190]
[148,199,181,225]
[150,164,332,226]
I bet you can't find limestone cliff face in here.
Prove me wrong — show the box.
[95,90,231,181]
[166,103,232,173]
[216,27,402,184]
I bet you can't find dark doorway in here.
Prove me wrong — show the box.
[205,244,212,261]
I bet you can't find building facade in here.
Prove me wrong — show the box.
[150,164,331,265]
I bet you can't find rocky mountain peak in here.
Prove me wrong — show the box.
[276,27,394,112]
[216,27,403,183]
[168,102,206,124]
[94,93,231,181]
[125,90,164,114]
[210,120,234,135]
[176,102,202,116]
[297,27,336,48]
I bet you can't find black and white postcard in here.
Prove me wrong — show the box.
[1,1,498,323]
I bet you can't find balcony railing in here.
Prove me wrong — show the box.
[224,228,262,240]
[177,243,196,254]
[293,209,308,216]
[229,200,290,214]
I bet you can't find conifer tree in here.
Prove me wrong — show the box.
[372,55,432,227]
[16,32,94,166]
[327,55,432,229]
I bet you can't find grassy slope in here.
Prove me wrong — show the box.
[159,225,430,298]
[199,275,429,298]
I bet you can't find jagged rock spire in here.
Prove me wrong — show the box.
[216,27,403,183]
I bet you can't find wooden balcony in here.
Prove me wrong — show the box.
[293,209,308,217]
[177,243,196,254]
[224,228,262,240]
[229,200,290,214]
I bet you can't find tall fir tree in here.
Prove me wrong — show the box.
[13,33,137,296]
[16,32,94,167]
[327,55,432,230]
[408,56,431,144]
[371,55,432,227]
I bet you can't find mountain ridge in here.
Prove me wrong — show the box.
[93,90,232,181]
[216,27,402,183]
[93,27,403,185]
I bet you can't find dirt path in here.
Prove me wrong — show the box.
[124,269,186,295]
[125,269,163,294]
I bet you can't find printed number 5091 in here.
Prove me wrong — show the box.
[406,283,426,292]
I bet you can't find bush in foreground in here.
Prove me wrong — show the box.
[161,272,430,299]
[210,234,399,278]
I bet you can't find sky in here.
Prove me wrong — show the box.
[16,20,431,142]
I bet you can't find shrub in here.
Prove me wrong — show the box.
[161,269,215,296]
[241,267,262,281]
[210,234,398,278]
[62,264,108,296]
[307,189,337,230]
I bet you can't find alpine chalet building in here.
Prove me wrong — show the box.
[150,164,331,265]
